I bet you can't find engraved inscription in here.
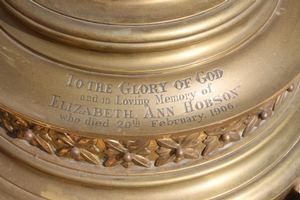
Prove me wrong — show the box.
[115,95,149,107]
[66,74,113,93]
[195,69,223,84]
[144,107,174,118]
[47,69,241,133]
[49,94,115,118]
[155,91,197,104]
[1,83,293,167]
[150,114,204,127]
[183,86,239,113]
[118,81,168,94]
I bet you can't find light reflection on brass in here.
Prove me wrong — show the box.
[0,86,294,167]
[0,0,299,199]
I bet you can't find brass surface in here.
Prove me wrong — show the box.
[0,87,299,199]
[0,86,295,168]
[0,0,300,199]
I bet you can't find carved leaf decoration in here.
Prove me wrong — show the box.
[2,112,12,121]
[228,131,241,142]
[0,88,290,168]
[104,148,118,156]
[55,137,70,148]
[184,148,199,159]
[136,148,151,156]
[122,162,131,168]
[255,118,262,127]
[16,128,27,139]
[38,132,53,142]
[128,140,150,153]
[132,154,151,168]
[156,133,201,165]
[105,140,127,153]
[155,147,174,166]
[230,119,246,132]
[32,125,44,132]
[186,140,200,148]
[155,146,172,155]
[262,99,275,111]
[80,149,101,165]
[57,148,71,157]
[205,127,225,136]
[31,137,39,146]
[0,112,12,132]
[220,131,241,148]
[76,137,95,148]
[34,134,54,154]
[57,133,75,146]
[203,136,220,156]
[104,157,122,167]
[180,132,200,148]
[174,156,184,163]
[155,154,175,167]
[73,152,84,161]
[260,107,273,121]
[32,126,51,139]
[0,112,30,133]
[156,138,179,149]
[123,140,133,148]
[273,93,285,111]
[104,140,150,168]
[2,120,14,132]
[242,115,258,137]
[256,101,274,124]
[86,145,100,154]
[13,116,30,129]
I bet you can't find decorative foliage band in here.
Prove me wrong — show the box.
[0,85,294,168]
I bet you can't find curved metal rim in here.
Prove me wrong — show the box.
[2,0,258,43]
[0,82,298,189]
[0,0,280,74]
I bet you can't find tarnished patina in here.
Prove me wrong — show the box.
[0,0,299,199]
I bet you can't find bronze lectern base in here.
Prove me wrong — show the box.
[0,0,299,199]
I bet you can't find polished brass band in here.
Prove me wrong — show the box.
[0,80,299,199]
[1,0,300,199]
[0,82,297,168]
[1,0,300,138]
